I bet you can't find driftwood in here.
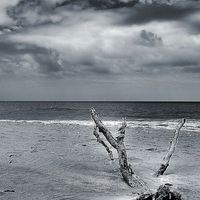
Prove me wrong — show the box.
[156,119,186,176]
[90,108,150,195]
[93,125,114,160]
[138,184,182,200]
[90,108,183,200]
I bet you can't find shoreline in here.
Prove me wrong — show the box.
[0,119,200,132]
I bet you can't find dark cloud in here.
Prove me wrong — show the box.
[5,0,200,30]
[88,0,139,9]
[141,51,200,76]
[144,61,200,76]
[117,3,198,25]
[55,0,139,9]
[0,25,22,33]
[182,66,200,73]
[147,60,199,68]
[0,40,44,55]
[35,49,64,74]
[7,0,63,27]
[0,39,119,78]
[55,0,89,9]
[0,40,64,77]
[6,0,139,28]
[140,30,163,46]
[182,12,200,34]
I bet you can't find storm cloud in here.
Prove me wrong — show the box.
[0,0,200,100]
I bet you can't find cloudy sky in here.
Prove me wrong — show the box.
[0,0,200,101]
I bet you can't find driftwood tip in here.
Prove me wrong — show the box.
[90,108,97,117]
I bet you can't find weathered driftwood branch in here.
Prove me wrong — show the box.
[90,108,118,149]
[90,108,150,195]
[156,118,186,177]
[90,108,183,200]
[93,125,114,160]
[116,118,126,142]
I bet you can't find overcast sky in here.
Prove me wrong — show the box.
[0,0,200,101]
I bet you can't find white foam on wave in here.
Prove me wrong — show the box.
[0,119,199,132]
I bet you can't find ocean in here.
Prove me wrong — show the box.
[1,101,200,120]
[0,102,199,200]
[0,101,200,132]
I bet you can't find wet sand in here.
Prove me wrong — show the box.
[0,121,199,199]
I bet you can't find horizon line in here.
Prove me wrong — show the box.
[0,100,200,103]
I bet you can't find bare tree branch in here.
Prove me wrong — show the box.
[90,108,151,195]
[90,108,119,149]
[93,125,114,161]
[156,118,186,176]
[116,118,127,142]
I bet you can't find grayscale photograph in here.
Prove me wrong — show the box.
[0,0,200,199]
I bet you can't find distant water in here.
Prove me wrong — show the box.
[1,101,200,120]
[0,101,200,132]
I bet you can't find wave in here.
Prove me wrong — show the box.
[0,119,199,132]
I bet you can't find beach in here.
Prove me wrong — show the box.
[1,0,200,199]
[0,119,199,200]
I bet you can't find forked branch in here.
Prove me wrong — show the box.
[93,125,114,160]
[90,108,118,149]
[90,108,150,195]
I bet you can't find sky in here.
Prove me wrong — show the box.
[0,0,200,101]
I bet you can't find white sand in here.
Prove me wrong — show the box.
[0,121,199,199]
